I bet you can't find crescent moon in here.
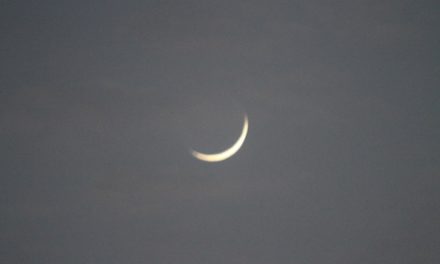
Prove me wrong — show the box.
[190,114,249,162]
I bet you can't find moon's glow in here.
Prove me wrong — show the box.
[191,114,248,162]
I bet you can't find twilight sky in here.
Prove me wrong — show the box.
[1,1,439,263]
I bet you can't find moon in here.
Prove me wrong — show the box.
[190,114,249,162]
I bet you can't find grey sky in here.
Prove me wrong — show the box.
[1,1,439,263]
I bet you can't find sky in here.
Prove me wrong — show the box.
[1,1,439,263]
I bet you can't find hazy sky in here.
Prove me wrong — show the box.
[1,1,439,263]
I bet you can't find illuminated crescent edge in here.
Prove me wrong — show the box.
[190,114,248,162]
